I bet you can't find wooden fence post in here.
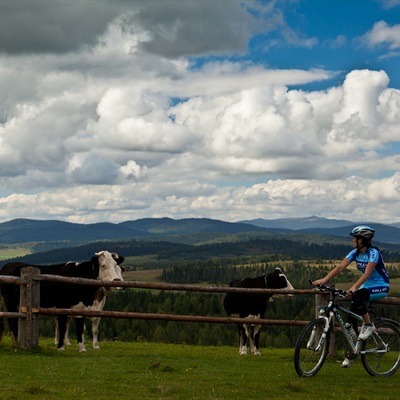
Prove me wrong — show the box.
[19,267,40,349]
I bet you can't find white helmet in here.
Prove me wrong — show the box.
[349,225,375,240]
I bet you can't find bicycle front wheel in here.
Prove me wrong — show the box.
[294,318,329,377]
[361,319,400,377]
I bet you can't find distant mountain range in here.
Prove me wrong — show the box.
[0,216,400,245]
[239,216,355,230]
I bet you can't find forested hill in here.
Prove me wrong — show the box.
[2,235,400,268]
[2,216,400,245]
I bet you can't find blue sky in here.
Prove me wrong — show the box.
[0,0,399,225]
[241,1,400,91]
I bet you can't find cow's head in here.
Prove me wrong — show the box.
[265,268,294,294]
[92,251,125,284]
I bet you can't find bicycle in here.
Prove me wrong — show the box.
[294,283,400,377]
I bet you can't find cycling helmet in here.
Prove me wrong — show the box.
[349,225,375,239]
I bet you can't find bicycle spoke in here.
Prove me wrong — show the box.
[361,320,400,377]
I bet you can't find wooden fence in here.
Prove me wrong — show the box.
[1,267,400,349]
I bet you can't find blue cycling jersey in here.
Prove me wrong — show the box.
[345,247,390,299]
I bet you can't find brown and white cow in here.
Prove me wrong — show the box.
[0,250,124,352]
[223,268,294,356]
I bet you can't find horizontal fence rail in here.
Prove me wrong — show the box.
[0,276,27,285]
[0,312,26,319]
[38,274,305,294]
[37,307,308,326]
[34,275,400,304]
[0,267,399,349]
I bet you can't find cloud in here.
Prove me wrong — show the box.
[328,35,347,49]
[0,1,400,224]
[66,154,119,185]
[361,20,400,50]
[132,0,255,58]
[1,63,399,223]
[0,1,126,54]
[1,172,400,224]
[380,0,400,10]
[0,0,263,58]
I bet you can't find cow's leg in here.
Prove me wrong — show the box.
[251,324,262,356]
[54,319,58,345]
[248,325,256,355]
[57,316,68,350]
[237,324,247,355]
[64,317,72,346]
[240,324,249,355]
[55,316,72,346]
[75,317,87,352]
[8,318,18,345]
[91,317,101,349]
[4,299,19,345]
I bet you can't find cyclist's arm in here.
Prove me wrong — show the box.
[312,257,351,286]
[348,261,376,292]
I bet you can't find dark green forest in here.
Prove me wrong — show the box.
[5,234,400,268]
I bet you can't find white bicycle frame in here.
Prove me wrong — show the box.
[314,299,390,359]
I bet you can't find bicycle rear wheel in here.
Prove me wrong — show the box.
[294,318,329,377]
[361,319,400,377]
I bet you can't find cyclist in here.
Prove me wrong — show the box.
[312,225,390,368]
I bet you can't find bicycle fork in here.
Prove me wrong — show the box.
[307,311,332,352]
[307,308,363,354]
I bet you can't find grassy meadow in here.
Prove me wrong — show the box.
[0,246,32,261]
[0,335,398,400]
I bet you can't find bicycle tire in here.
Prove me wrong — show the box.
[294,318,329,377]
[361,319,400,377]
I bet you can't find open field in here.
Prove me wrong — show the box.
[0,336,398,400]
[0,246,32,261]
[123,268,163,282]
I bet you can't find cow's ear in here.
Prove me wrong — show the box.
[120,266,126,273]
[111,252,124,264]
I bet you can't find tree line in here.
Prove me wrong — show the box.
[6,235,400,269]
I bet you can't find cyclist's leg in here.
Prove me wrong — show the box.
[358,287,389,339]
[342,289,370,367]
[348,288,370,333]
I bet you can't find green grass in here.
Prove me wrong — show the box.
[0,336,398,400]
[0,246,32,261]
[123,268,163,282]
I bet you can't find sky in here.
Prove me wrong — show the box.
[0,0,400,225]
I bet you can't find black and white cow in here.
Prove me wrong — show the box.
[0,250,124,352]
[55,287,108,350]
[56,261,125,350]
[223,268,294,356]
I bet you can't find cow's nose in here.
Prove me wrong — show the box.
[113,278,125,290]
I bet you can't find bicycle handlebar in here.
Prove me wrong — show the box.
[308,280,348,298]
